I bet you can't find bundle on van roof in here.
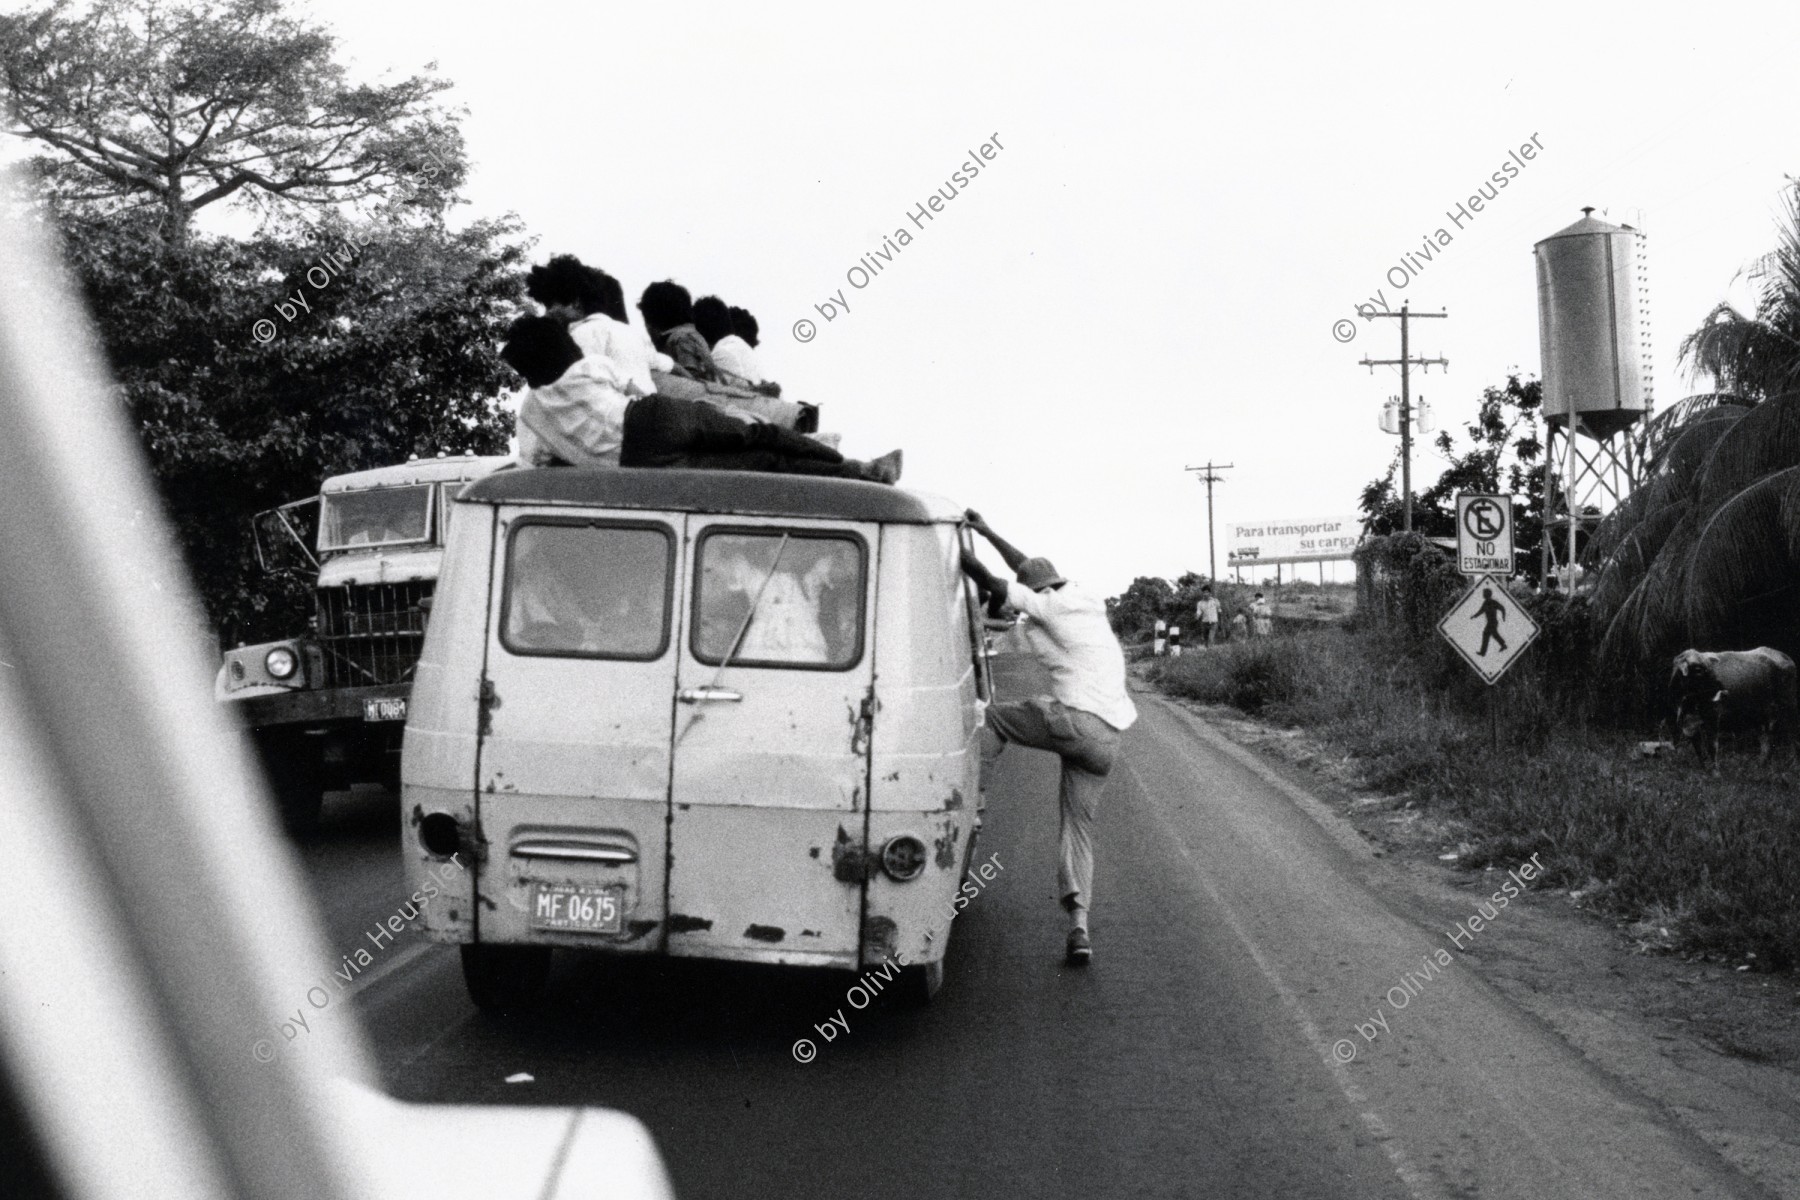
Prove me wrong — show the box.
[460,466,961,525]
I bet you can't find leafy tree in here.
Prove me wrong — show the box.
[1360,374,1547,576]
[58,207,527,643]
[1107,575,1176,637]
[0,0,464,243]
[0,0,529,644]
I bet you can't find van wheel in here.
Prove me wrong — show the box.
[258,733,324,834]
[460,945,552,1015]
[896,959,944,1007]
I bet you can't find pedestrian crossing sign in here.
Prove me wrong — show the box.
[1437,575,1539,684]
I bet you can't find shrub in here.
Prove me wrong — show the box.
[1155,638,1310,713]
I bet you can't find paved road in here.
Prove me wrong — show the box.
[295,655,1772,1200]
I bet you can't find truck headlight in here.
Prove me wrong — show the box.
[880,835,927,882]
[264,646,298,680]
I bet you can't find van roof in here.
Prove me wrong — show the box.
[460,466,963,525]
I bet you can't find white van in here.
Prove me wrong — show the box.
[402,467,992,1008]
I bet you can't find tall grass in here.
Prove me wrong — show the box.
[1150,628,1800,968]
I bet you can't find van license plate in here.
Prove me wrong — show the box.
[529,884,623,934]
[363,697,407,722]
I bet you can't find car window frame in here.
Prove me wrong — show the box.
[688,524,869,674]
[497,516,677,663]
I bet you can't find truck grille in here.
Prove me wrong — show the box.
[315,581,433,688]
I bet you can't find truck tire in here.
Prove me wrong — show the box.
[257,733,325,834]
[460,945,553,1015]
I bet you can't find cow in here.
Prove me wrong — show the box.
[1669,647,1799,768]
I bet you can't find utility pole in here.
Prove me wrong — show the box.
[1184,462,1233,580]
[1360,302,1447,532]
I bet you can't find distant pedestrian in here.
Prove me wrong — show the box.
[1230,610,1248,641]
[1195,585,1220,647]
[1250,592,1273,637]
[959,509,1136,966]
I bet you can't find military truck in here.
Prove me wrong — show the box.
[217,455,510,830]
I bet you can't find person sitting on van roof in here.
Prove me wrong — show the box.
[525,255,669,397]
[501,315,633,467]
[728,305,759,347]
[637,280,719,382]
[695,294,769,390]
[619,394,899,483]
[503,316,902,483]
[958,509,1137,966]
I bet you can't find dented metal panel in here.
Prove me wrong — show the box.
[861,523,987,968]
[665,513,879,965]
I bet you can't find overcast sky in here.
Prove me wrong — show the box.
[84,2,1800,593]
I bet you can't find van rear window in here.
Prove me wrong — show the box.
[502,522,672,659]
[693,531,864,670]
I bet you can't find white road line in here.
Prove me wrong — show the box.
[1120,753,1450,1200]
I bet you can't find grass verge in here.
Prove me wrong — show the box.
[1148,627,1800,969]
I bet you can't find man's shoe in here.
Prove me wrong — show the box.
[1065,928,1092,965]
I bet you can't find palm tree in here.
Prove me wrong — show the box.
[1679,181,1800,400]
[1585,179,1800,684]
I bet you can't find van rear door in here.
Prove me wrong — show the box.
[473,512,679,950]
[666,517,877,966]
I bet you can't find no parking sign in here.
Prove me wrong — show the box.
[1456,494,1513,576]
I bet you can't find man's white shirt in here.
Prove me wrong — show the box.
[710,334,762,384]
[569,313,672,397]
[515,356,631,467]
[1005,579,1138,731]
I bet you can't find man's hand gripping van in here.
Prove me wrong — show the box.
[401,467,993,1008]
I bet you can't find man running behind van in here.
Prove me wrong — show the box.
[959,509,1136,965]
[501,317,901,482]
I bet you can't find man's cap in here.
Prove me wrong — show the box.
[1016,557,1066,591]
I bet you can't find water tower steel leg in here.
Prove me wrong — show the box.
[1566,416,1580,588]
[1541,423,1554,582]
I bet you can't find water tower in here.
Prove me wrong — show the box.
[1533,208,1653,583]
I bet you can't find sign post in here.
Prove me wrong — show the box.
[1455,494,1514,577]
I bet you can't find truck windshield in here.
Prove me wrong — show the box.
[318,485,434,551]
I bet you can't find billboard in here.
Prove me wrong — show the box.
[1227,515,1363,566]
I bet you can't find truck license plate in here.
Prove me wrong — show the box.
[363,697,407,722]
[529,884,623,934]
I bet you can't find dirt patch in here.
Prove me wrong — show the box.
[1171,693,1800,1198]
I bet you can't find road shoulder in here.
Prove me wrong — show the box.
[1142,682,1800,1198]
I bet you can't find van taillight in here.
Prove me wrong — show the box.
[880,835,927,882]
